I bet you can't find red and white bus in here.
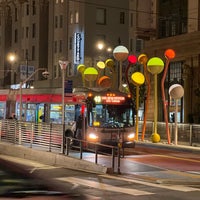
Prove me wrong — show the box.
[1,88,136,148]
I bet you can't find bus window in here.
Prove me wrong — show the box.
[88,104,134,128]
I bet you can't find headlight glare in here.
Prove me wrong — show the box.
[88,133,98,140]
[128,133,135,141]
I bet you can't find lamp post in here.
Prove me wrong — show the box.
[59,60,69,154]
[7,53,16,85]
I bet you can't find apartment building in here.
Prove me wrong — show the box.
[0,0,153,118]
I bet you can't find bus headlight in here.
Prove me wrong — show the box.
[88,133,98,141]
[127,133,135,141]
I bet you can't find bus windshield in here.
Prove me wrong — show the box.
[88,104,134,128]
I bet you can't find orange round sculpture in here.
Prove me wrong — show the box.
[98,76,111,88]
[164,49,175,59]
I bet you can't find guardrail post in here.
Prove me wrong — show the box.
[117,146,121,174]
[49,123,52,152]
[18,121,22,145]
[66,137,70,155]
[189,125,192,146]
[80,140,83,159]
[111,147,115,172]
[30,123,34,148]
[95,144,98,164]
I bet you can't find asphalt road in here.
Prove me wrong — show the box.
[0,152,200,200]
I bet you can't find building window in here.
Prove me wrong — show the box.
[60,15,63,28]
[129,38,133,52]
[59,40,62,52]
[26,4,29,15]
[15,8,18,21]
[54,41,57,53]
[69,37,73,50]
[168,61,182,83]
[130,13,133,27]
[25,49,28,61]
[32,45,35,60]
[96,8,106,25]
[75,11,79,23]
[26,27,29,38]
[55,16,58,28]
[32,23,36,38]
[32,0,36,15]
[70,12,73,24]
[14,29,18,43]
[120,12,125,24]
[136,39,143,53]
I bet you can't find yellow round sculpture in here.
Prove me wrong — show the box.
[131,72,145,86]
[147,57,164,74]
[84,67,98,81]
[77,64,86,73]
[151,133,161,143]
[138,54,148,64]
[97,61,105,69]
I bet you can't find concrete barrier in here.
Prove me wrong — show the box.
[0,142,108,174]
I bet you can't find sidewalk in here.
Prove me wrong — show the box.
[132,140,200,154]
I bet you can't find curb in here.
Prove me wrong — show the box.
[0,142,108,174]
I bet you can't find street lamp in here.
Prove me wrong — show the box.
[7,53,16,84]
[59,60,69,154]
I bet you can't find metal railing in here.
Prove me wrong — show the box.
[0,119,121,173]
[138,121,200,146]
[0,119,200,173]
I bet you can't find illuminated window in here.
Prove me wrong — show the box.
[70,12,73,24]
[75,11,79,23]
[96,8,106,25]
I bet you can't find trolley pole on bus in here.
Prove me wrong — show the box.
[59,60,69,154]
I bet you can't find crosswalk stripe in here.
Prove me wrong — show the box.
[100,174,200,192]
[56,177,154,196]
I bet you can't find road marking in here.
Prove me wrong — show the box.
[100,174,200,192]
[56,177,154,196]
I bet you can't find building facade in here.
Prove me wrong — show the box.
[144,0,200,124]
